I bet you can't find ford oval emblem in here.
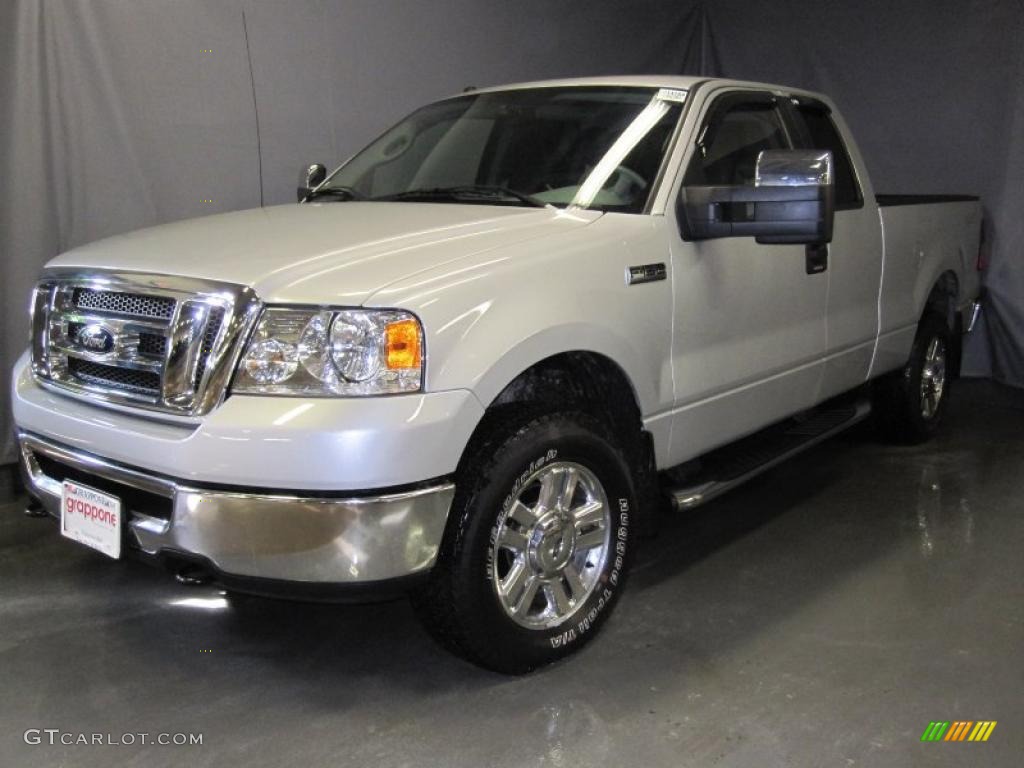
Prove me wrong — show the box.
[76,324,115,354]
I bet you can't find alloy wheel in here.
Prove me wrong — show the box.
[491,461,611,629]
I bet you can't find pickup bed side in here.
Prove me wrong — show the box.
[872,197,982,377]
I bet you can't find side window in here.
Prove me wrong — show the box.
[794,105,862,209]
[684,98,790,186]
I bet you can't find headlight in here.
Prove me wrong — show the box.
[233,307,423,396]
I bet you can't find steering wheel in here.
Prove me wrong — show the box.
[606,165,648,200]
[542,165,649,203]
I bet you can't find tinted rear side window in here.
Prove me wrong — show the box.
[795,106,862,209]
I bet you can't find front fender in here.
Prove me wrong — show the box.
[449,322,655,412]
[365,213,676,419]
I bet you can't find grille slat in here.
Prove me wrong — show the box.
[73,288,175,320]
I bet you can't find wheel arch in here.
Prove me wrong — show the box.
[923,269,959,330]
[488,350,645,437]
[923,269,961,376]
[458,347,661,533]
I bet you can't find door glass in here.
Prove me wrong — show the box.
[795,106,862,209]
[685,101,788,186]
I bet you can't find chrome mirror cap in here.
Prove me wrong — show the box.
[755,149,833,188]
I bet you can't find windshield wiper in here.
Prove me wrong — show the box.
[304,185,365,202]
[373,185,548,208]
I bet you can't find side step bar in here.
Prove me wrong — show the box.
[666,399,872,511]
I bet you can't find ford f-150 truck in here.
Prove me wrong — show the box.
[13,76,983,673]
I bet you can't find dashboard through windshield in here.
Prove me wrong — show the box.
[315,86,686,213]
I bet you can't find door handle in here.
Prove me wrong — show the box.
[806,243,828,274]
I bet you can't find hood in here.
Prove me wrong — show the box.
[48,203,601,305]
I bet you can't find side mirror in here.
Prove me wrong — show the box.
[297,163,327,202]
[679,150,834,244]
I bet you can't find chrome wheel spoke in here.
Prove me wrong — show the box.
[563,563,587,601]
[500,558,529,600]
[513,573,540,615]
[502,559,541,617]
[508,500,537,529]
[496,525,529,555]
[558,466,580,510]
[573,500,604,528]
[546,580,572,616]
[536,470,559,513]
[575,526,606,551]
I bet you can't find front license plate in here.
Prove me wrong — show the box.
[61,480,122,559]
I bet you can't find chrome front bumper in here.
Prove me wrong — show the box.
[18,431,454,585]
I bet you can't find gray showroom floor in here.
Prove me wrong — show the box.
[1,379,1021,768]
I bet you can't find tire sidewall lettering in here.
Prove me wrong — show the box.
[552,498,629,649]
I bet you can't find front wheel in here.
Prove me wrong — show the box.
[413,411,636,673]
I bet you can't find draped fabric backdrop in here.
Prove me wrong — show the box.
[2,0,1021,465]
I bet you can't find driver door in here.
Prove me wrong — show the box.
[664,89,828,466]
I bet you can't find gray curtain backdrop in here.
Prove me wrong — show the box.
[1,0,1021,465]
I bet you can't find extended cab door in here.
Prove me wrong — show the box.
[784,98,883,398]
[663,88,828,466]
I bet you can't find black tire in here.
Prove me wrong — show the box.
[412,410,636,674]
[872,311,952,444]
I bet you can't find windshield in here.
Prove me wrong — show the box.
[318,86,685,213]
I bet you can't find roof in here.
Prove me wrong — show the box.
[471,75,710,93]
[462,75,826,103]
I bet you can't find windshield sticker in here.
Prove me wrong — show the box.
[655,88,687,103]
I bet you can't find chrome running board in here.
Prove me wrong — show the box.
[666,399,872,511]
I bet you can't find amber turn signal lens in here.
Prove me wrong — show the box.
[385,319,422,370]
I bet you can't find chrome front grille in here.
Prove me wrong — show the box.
[31,271,260,416]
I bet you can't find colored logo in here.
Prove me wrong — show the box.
[921,721,997,742]
[76,324,115,354]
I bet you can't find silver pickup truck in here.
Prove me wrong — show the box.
[13,76,982,672]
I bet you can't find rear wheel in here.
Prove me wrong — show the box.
[413,411,636,674]
[873,311,952,444]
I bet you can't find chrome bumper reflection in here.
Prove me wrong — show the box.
[18,431,454,583]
